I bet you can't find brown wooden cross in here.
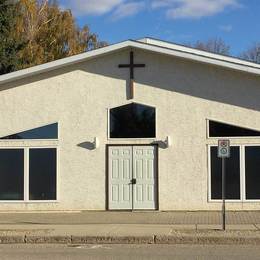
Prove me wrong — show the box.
[118,51,145,99]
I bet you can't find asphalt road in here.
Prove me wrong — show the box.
[0,244,259,260]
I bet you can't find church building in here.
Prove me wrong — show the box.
[0,38,260,211]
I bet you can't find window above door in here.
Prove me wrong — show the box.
[109,103,156,139]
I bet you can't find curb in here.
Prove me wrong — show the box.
[71,235,154,244]
[154,235,260,245]
[1,234,260,245]
[25,236,71,244]
[0,236,24,244]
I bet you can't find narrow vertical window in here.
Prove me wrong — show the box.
[210,146,240,200]
[29,148,57,200]
[0,149,24,200]
[245,146,260,200]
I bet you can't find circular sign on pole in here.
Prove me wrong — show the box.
[218,140,230,158]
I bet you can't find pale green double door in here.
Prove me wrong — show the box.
[108,145,157,210]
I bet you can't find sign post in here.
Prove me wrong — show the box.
[218,139,230,231]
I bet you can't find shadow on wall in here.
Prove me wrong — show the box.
[77,140,168,150]
[2,48,260,112]
[78,142,95,151]
[152,140,168,149]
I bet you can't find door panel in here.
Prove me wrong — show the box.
[133,146,157,210]
[108,145,157,210]
[108,146,132,210]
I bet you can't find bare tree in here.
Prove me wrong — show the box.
[187,38,230,55]
[240,43,260,64]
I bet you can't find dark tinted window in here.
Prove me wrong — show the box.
[0,149,24,200]
[1,123,58,139]
[110,103,156,138]
[211,146,240,200]
[209,121,260,137]
[245,146,260,199]
[29,148,56,200]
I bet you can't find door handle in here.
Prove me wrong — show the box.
[131,178,137,185]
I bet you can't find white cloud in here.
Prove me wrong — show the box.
[151,0,241,19]
[219,24,233,32]
[62,0,241,20]
[112,2,145,20]
[62,0,124,16]
[151,0,173,8]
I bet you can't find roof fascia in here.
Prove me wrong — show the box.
[138,37,260,69]
[0,40,133,85]
[133,40,260,76]
[1,39,260,85]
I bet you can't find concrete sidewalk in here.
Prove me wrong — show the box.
[1,211,260,225]
[0,211,260,245]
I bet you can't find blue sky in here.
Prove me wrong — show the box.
[60,0,260,56]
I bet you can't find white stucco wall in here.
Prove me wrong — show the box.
[1,48,260,211]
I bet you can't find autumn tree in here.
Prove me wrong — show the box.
[14,0,106,70]
[0,0,107,74]
[189,38,230,55]
[240,43,260,63]
[0,0,24,74]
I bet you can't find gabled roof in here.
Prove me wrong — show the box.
[1,37,260,85]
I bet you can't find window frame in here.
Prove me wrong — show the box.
[107,102,157,140]
[0,146,59,203]
[208,144,260,203]
[206,119,260,139]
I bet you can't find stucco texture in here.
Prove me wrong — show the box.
[0,48,260,211]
